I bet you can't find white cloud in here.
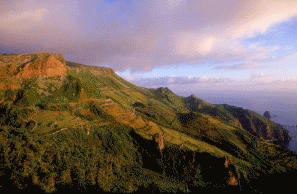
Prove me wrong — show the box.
[174,34,216,56]
[0,0,297,71]
[228,0,297,38]
[124,75,231,88]
[0,9,49,29]
[281,52,297,61]
[250,73,271,80]
[215,62,270,70]
[166,0,184,9]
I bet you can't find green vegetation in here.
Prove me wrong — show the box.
[0,53,297,193]
[0,126,188,193]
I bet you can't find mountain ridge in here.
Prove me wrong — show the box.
[0,52,296,193]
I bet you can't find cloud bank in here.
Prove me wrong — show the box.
[123,75,231,88]
[1,0,297,72]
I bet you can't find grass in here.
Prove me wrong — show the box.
[1,53,297,192]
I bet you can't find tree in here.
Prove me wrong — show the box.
[263,111,271,119]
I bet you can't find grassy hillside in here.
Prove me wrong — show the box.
[0,53,297,193]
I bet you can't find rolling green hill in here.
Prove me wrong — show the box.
[0,53,297,193]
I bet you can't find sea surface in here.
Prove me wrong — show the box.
[282,125,297,154]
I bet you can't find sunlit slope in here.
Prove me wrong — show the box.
[66,61,290,144]
[1,97,293,185]
[0,53,66,94]
[185,97,291,144]
[0,55,290,156]
[1,53,297,192]
[0,53,291,148]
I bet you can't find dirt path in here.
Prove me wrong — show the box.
[116,112,135,119]
[49,128,68,135]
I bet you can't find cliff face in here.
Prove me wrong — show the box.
[183,96,291,146]
[228,108,291,145]
[16,55,67,78]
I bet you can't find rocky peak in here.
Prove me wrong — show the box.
[16,55,67,78]
[155,87,173,95]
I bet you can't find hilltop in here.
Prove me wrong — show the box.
[0,53,296,193]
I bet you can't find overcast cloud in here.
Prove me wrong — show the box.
[123,75,232,88]
[1,0,297,72]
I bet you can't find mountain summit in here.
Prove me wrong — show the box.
[16,54,67,78]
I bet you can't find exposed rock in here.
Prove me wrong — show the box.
[16,55,67,79]
[224,156,239,186]
[226,108,291,146]
[263,111,271,119]
[224,156,232,168]
[197,154,239,185]
[152,133,164,154]
[227,170,239,186]
[233,119,243,128]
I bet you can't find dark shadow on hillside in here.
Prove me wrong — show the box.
[129,130,163,174]
[129,130,239,189]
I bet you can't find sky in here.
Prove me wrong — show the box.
[1,0,297,97]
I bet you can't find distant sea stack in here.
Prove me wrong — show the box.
[263,111,271,119]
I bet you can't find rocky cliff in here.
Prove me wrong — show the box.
[183,96,291,146]
[16,55,67,78]
[1,52,297,192]
[225,106,291,145]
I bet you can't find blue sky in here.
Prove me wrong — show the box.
[1,0,297,96]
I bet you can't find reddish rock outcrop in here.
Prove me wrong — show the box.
[152,133,164,154]
[224,156,239,186]
[16,55,67,78]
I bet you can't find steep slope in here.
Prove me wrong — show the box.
[1,53,297,193]
[184,97,291,145]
